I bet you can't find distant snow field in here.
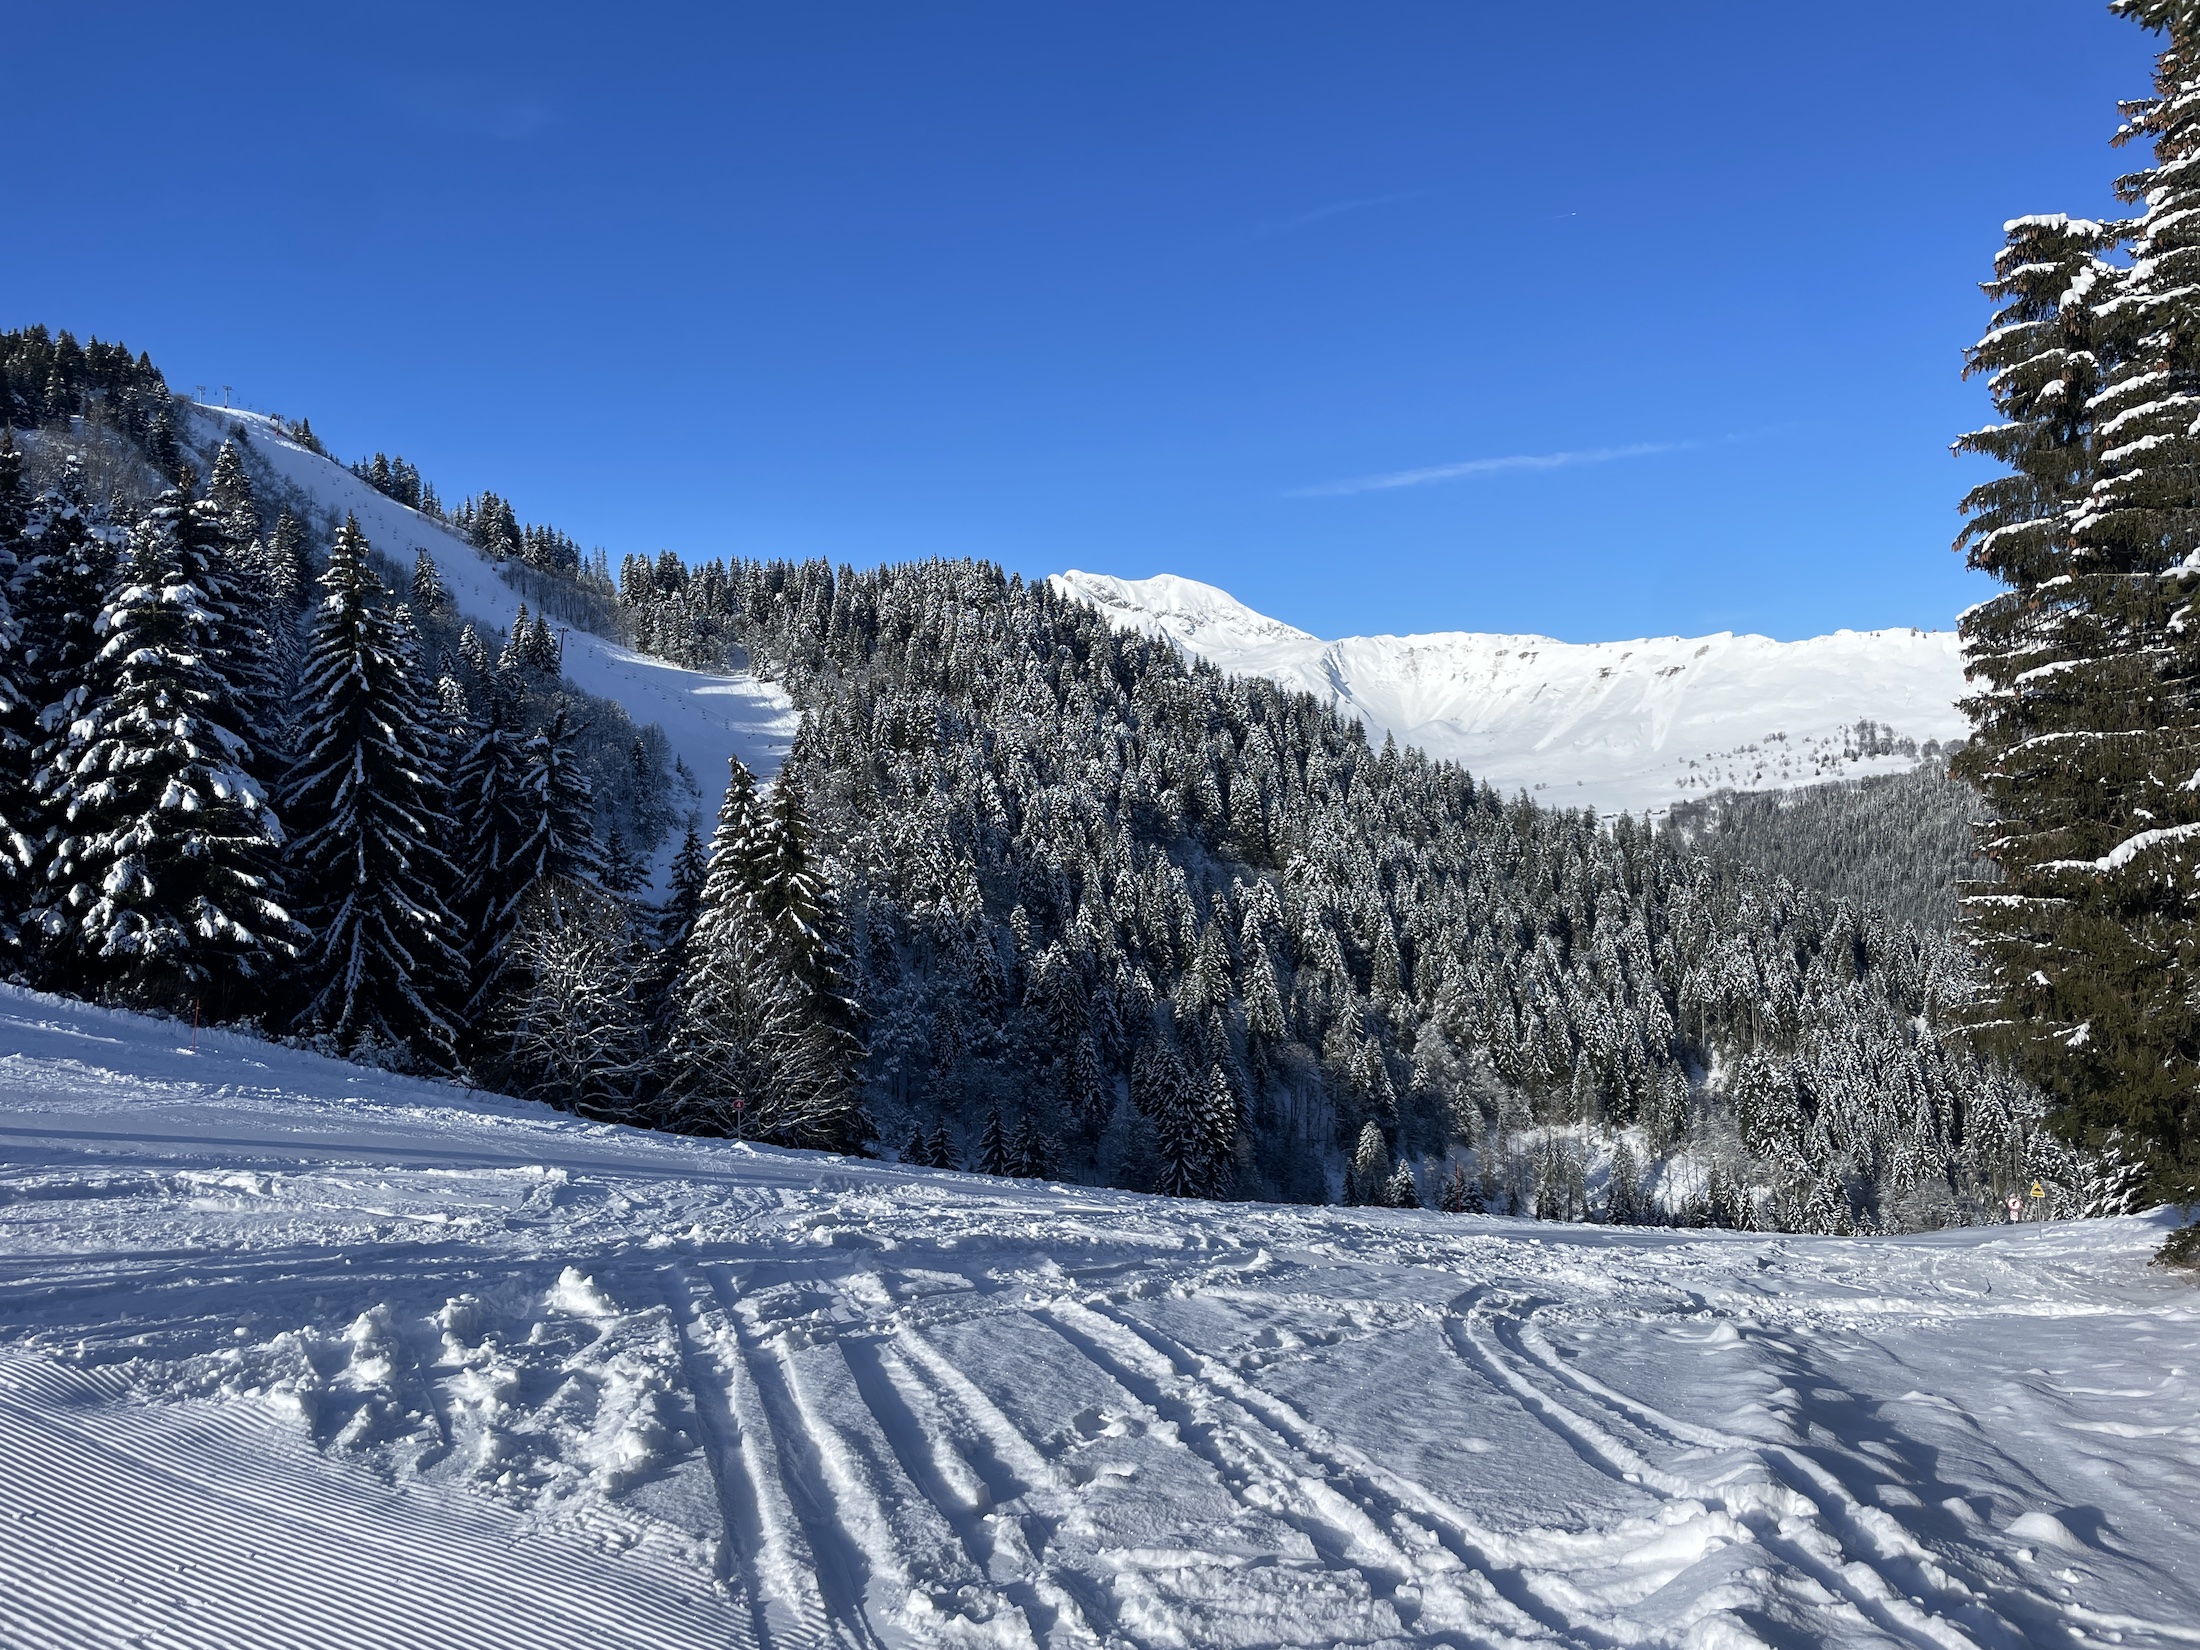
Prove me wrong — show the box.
[2,985,2194,1649]
[1053,572,1971,817]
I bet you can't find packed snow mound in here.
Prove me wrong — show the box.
[185,405,798,837]
[3,984,2196,1649]
[1054,570,1971,816]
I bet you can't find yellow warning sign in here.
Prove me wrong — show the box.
[2030,1181,2045,1199]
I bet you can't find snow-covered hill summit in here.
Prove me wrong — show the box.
[1,982,2195,1648]
[185,405,798,839]
[1054,571,1970,817]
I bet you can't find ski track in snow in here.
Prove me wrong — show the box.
[2,986,2197,1648]
[182,404,800,836]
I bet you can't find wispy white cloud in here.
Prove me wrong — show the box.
[1291,440,1694,498]
[1257,186,1442,237]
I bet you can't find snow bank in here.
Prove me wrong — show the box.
[1055,570,1971,817]
[2,981,2195,1648]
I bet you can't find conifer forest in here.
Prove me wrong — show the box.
[0,324,2124,1242]
[5,0,2200,1250]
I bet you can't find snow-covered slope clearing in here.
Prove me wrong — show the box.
[184,405,798,832]
[1053,573,1971,817]
[2,984,2194,1649]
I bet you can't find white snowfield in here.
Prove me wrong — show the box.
[1051,573,1972,817]
[185,404,800,827]
[2,986,2194,1650]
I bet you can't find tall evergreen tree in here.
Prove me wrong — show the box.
[1954,212,2134,1109]
[659,823,709,949]
[977,1105,1010,1175]
[206,438,261,551]
[1956,4,2200,1192]
[411,549,450,616]
[12,476,113,932]
[1348,1121,1392,1207]
[203,440,289,772]
[267,511,311,607]
[0,430,29,911]
[756,773,862,1079]
[283,516,462,1063]
[660,755,857,1146]
[32,481,296,1008]
[448,688,535,1020]
[510,706,606,890]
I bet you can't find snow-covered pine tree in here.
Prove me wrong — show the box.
[526,613,562,675]
[1135,1039,1215,1197]
[497,605,533,675]
[434,670,470,744]
[1382,1158,1419,1209]
[268,512,311,608]
[12,480,113,915]
[0,429,28,913]
[712,756,773,898]
[203,440,290,772]
[1957,3,2200,1189]
[144,407,181,479]
[1198,1062,1239,1197]
[510,706,606,891]
[1347,1121,1390,1207]
[1065,1032,1108,1132]
[1606,1140,1644,1224]
[449,689,536,1019]
[282,515,462,1064]
[601,822,645,893]
[206,438,261,552]
[925,1120,956,1170]
[456,622,491,679]
[756,773,861,1078]
[1011,1112,1054,1178]
[32,480,297,1009]
[978,1105,1010,1174]
[659,824,709,946]
[660,754,858,1147]
[411,550,450,616]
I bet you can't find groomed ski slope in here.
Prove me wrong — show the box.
[184,404,800,832]
[1052,573,1970,818]
[2,986,2195,1649]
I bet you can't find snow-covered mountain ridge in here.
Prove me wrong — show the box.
[185,405,798,840]
[1053,571,1971,816]
[1,982,2194,1648]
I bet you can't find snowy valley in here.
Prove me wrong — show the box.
[18,0,2200,1639]
[1051,573,1971,817]
[2,983,2195,1650]
[0,337,2190,1650]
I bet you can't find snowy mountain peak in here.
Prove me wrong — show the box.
[1053,570,1971,816]
[1054,570,1319,651]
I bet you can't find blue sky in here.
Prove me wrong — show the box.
[4,3,2154,641]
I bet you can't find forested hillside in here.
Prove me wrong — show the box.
[1665,760,1992,933]
[0,324,2117,1232]
[615,554,2096,1230]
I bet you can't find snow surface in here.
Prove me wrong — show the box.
[1052,573,1971,817]
[184,405,799,837]
[3,983,2195,1649]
